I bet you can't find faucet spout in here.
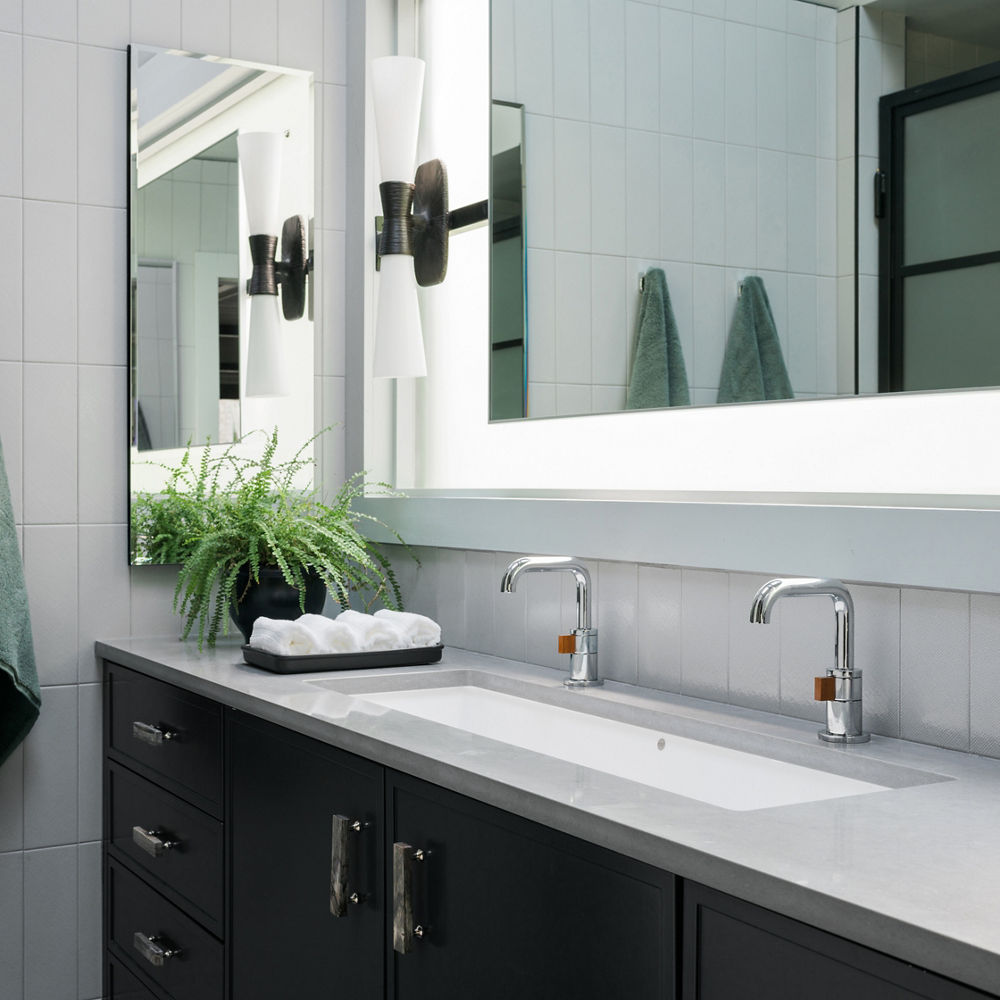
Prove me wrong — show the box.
[749,577,867,744]
[500,556,592,630]
[500,556,600,687]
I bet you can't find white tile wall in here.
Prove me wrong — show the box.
[0,2,344,996]
[507,0,839,416]
[384,543,1000,763]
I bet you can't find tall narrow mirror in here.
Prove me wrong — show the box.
[129,45,315,560]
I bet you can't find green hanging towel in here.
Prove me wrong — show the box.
[717,276,793,404]
[626,267,690,410]
[0,434,40,767]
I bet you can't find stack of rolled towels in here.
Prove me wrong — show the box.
[248,608,442,657]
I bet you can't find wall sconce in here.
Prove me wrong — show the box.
[237,131,313,397]
[371,56,488,379]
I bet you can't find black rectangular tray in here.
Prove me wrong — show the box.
[241,643,444,675]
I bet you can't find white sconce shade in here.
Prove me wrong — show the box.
[371,57,425,180]
[245,294,290,396]
[374,256,426,379]
[238,131,283,235]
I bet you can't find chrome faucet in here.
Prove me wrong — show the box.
[500,556,601,687]
[750,577,869,744]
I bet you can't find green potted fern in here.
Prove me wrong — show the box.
[131,428,411,648]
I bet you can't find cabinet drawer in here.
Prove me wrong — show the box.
[108,763,223,930]
[109,957,159,1000]
[109,860,223,1000]
[107,664,222,813]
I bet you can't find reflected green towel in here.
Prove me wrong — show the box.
[626,268,690,410]
[717,276,793,404]
[0,435,40,767]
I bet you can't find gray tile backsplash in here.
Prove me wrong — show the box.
[388,544,1000,761]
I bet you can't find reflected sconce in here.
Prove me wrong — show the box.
[371,56,488,379]
[237,130,313,397]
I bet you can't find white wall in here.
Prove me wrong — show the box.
[0,1,349,997]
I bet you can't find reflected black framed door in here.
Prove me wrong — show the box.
[878,61,1000,393]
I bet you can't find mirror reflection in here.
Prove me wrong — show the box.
[129,45,315,555]
[489,0,1000,421]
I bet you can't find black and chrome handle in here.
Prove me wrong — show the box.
[131,721,178,746]
[133,932,181,968]
[392,842,426,954]
[132,825,181,858]
[330,815,368,917]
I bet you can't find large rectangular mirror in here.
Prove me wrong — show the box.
[128,46,315,560]
[488,0,1000,420]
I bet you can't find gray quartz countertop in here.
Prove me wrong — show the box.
[96,637,1000,995]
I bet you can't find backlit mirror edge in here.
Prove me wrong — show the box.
[348,0,1000,596]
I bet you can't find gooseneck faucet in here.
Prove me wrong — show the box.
[500,556,601,687]
[750,577,869,744]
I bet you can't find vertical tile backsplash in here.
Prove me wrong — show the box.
[393,544,998,762]
[0,1,345,996]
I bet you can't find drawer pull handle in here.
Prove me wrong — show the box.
[133,932,181,967]
[132,721,178,746]
[132,825,180,858]
[392,842,427,954]
[330,815,368,917]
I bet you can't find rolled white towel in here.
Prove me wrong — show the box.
[335,610,409,651]
[249,617,317,656]
[297,614,361,654]
[374,609,442,647]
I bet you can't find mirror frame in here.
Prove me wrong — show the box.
[347,0,1000,597]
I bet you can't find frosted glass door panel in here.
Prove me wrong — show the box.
[904,89,1000,267]
[902,262,1000,391]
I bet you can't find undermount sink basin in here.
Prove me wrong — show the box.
[339,681,894,811]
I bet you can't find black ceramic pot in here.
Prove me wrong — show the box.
[230,565,327,642]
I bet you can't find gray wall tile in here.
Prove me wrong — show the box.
[23,525,79,686]
[0,851,24,997]
[23,685,78,849]
[971,594,1000,758]
[0,198,23,362]
[77,841,102,1000]
[0,745,23,851]
[77,365,127,524]
[493,551,527,662]
[900,588,970,752]
[778,588,833,724]
[597,560,637,684]
[524,565,565,670]
[23,363,78,524]
[78,524,131,682]
[77,44,127,208]
[77,207,127,365]
[24,845,77,1000]
[77,684,102,844]
[853,582,900,738]
[680,568,729,701]
[463,549,496,654]
[637,564,682,693]
[728,572,780,713]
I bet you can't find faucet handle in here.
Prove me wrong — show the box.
[558,634,575,654]
[814,675,836,701]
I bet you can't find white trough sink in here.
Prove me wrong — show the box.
[353,684,890,811]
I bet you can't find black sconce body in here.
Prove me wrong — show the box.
[246,214,312,320]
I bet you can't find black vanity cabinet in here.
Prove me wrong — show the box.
[103,661,999,1000]
[387,770,676,1000]
[683,882,994,1000]
[228,712,385,999]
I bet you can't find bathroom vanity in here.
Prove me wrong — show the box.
[99,639,1000,999]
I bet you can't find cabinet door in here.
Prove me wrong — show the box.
[388,770,676,1000]
[683,881,995,1000]
[228,712,385,1000]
